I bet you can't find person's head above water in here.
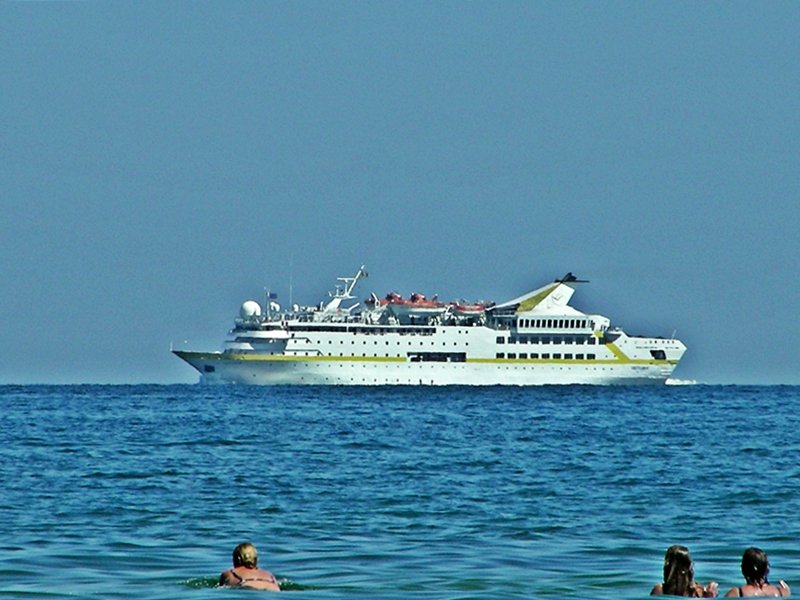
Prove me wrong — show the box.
[232,542,259,569]
[663,545,696,595]
[740,547,770,585]
[220,542,280,591]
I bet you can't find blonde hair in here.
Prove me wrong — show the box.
[233,542,258,568]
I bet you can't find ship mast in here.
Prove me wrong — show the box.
[321,265,367,313]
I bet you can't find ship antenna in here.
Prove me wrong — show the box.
[289,255,294,310]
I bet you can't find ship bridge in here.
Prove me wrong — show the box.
[486,273,592,329]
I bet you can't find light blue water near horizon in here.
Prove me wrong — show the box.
[1,385,799,599]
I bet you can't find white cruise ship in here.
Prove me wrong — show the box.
[172,267,686,386]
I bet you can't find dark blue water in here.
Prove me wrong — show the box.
[1,385,798,599]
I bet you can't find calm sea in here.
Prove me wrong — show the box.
[1,385,798,599]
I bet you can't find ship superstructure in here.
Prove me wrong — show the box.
[173,267,686,385]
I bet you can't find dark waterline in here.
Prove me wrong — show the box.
[1,384,798,599]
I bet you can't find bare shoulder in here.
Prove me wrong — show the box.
[724,587,740,597]
[651,583,664,595]
[219,569,235,586]
[255,569,281,592]
[259,568,278,583]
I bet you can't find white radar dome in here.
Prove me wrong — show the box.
[240,300,262,318]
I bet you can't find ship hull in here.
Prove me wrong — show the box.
[173,351,677,386]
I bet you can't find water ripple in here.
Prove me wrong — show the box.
[1,384,799,599]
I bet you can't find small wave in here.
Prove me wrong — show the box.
[182,576,313,592]
[183,576,218,588]
[665,378,699,385]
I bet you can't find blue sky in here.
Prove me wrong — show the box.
[2,2,798,384]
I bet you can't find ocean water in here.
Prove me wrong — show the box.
[1,385,798,600]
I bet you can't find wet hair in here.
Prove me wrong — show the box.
[232,542,258,568]
[662,545,696,596]
[741,547,769,585]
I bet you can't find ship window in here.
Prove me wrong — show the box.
[496,353,505,359]
[531,336,539,344]
[496,337,505,344]
[547,319,553,328]
[565,353,573,359]
[542,353,550,359]
[576,338,585,345]
[577,354,584,360]
[650,349,667,360]
[519,337,528,344]
[541,336,550,344]
[531,353,539,359]
[588,353,596,360]
[519,353,527,359]
[553,353,561,359]
[509,337,517,344]
[588,337,596,345]
[508,353,516,359]
[553,337,561,345]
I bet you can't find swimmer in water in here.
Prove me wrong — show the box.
[219,542,281,592]
[725,547,790,597]
[651,545,719,597]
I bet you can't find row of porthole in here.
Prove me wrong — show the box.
[499,336,598,345]
[496,353,597,360]
[286,352,610,359]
